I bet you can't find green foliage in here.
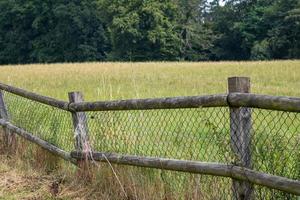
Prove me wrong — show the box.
[0,0,107,64]
[0,0,299,63]
[210,0,300,60]
[99,0,181,61]
[0,0,35,64]
[32,0,108,63]
[176,0,219,61]
[251,40,271,60]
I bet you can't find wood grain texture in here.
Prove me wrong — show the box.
[68,94,228,112]
[2,82,300,113]
[71,151,300,195]
[0,83,69,111]
[68,92,89,151]
[228,77,253,200]
[68,92,92,179]
[0,91,9,120]
[228,93,300,112]
[0,90,16,153]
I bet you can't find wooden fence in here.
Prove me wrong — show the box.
[0,77,299,199]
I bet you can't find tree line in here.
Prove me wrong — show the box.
[0,0,299,64]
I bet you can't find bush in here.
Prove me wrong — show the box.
[251,40,271,60]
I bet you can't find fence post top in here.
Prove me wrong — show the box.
[68,91,84,102]
[228,76,250,81]
[228,77,250,93]
[68,91,83,96]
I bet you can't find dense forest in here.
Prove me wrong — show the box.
[0,0,299,64]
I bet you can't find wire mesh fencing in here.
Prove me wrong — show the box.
[85,108,233,199]
[251,109,300,199]
[86,108,231,162]
[2,91,74,152]
[84,107,299,199]
[0,90,299,199]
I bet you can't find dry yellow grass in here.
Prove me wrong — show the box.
[0,61,300,101]
[0,154,188,200]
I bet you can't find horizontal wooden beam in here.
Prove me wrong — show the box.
[71,151,300,195]
[228,93,300,112]
[2,82,300,113]
[0,119,77,165]
[68,94,228,112]
[0,83,69,111]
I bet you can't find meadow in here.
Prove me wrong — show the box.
[0,61,299,199]
[1,61,300,100]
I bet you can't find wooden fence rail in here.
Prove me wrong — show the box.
[0,77,299,199]
[70,151,300,196]
[0,83,69,111]
[1,81,300,112]
[228,93,300,112]
[0,119,76,164]
[0,116,299,195]
[68,94,228,111]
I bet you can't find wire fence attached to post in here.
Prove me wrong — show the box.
[0,89,16,154]
[228,77,253,200]
[0,78,298,199]
[68,91,93,179]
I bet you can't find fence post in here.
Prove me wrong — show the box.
[68,92,92,180]
[228,77,253,200]
[0,90,16,154]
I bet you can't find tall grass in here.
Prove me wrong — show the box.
[0,61,300,100]
[0,61,299,199]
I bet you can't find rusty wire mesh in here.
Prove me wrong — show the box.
[0,91,299,199]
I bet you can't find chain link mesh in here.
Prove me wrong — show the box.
[251,109,300,199]
[1,91,299,199]
[87,108,231,162]
[3,91,74,152]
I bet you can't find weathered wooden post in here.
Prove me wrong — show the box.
[68,91,92,180]
[0,90,16,154]
[228,77,253,200]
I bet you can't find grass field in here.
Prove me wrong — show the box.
[0,61,299,199]
[1,61,300,100]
